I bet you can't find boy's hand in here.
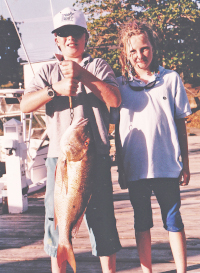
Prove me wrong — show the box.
[52,77,79,97]
[60,60,84,80]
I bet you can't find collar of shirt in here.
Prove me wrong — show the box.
[54,52,92,67]
[128,65,164,89]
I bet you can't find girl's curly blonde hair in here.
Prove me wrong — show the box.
[118,19,159,79]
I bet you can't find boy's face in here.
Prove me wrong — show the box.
[55,26,87,60]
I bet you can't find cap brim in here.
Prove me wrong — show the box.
[52,25,87,34]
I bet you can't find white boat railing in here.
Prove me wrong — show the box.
[0,88,47,197]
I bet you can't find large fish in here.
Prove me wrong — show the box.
[54,117,95,272]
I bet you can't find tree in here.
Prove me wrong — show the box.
[0,16,21,86]
[75,0,136,76]
[139,0,200,84]
[74,0,200,83]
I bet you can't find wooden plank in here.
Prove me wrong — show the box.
[0,134,199,272]
[0,260,200,273]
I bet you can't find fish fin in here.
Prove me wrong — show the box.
[55,158,66,185]
[59,159,68,192]
[57,244,76,273]
[54,209,58,230]
[72,212,84,239]
[72,195,92,238]
[60,160,66,181]
[55,164,58,180]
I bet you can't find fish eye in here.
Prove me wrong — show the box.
[84,136,90,147]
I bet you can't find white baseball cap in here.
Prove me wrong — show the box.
[52,7,87,33]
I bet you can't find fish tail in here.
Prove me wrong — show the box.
[57,244,76,273]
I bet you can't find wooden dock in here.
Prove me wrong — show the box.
[0,133,200,272]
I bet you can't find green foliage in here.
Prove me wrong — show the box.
[74,0,136,76]
[0,16,21,86]
[75,0,200,84]
[140,0,200,84]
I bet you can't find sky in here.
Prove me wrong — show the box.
[1,0,76,62]
[2,0,199,64]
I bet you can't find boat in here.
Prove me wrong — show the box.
[0,87,48,210]
[0,0,60,213]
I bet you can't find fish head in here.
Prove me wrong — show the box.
[60,117,95,161]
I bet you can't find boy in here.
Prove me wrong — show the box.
[20,7,121,273]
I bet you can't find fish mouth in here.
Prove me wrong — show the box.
[60,118,90,155]
[72,117,89,129]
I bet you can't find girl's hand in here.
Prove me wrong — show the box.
[179,167,190,186]
[175,118,190,187]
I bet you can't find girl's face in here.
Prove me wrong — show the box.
[127,33,154,74]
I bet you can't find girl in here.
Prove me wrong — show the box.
[113,20,191,273]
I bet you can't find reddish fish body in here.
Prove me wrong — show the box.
[54,118,95,272]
